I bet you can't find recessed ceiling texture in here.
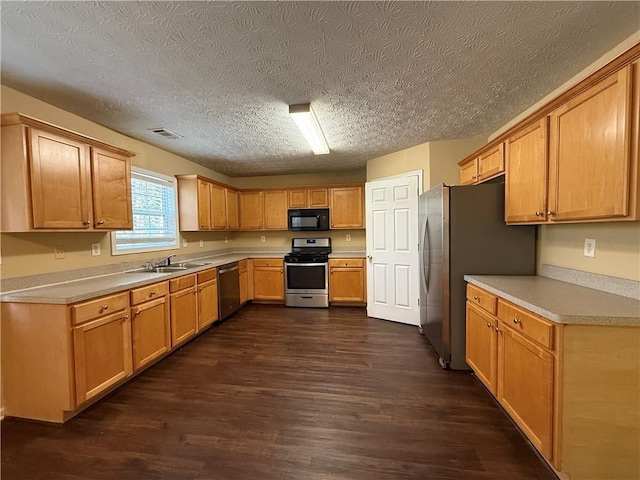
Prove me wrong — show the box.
[1,1,639,177]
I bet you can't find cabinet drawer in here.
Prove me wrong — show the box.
[72,292,129,325]
[252,258,283,267]
[497,299,554,350]
[197,268,217,284]
[169,274,197,293]
[329,258,364,268]
[130,281,168,306]
[466,284,497,315]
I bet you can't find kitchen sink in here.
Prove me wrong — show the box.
[125,261,212,274]
[151,266,189,273]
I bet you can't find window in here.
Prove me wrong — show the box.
[111,167,179,255]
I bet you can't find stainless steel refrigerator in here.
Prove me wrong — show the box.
[419,183,536,370]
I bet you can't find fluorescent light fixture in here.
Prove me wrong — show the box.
[289,103,330,155]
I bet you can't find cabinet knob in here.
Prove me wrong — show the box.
[513,318,520,324]
[150,290,156,296]
[535,211,543,216]
[134,310,140,316]
[123,314,129,320]
[495,327,500,332]
[96,219,105,225]
[547,211,555,216]
[473,295,479,301]
[486,322,492,328]
[102,304,109,310]
[82,220,91,226]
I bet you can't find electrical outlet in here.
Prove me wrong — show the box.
[260,235,266,243]
[346,233,351,242]
[584,238,596,257]
[199,239,204,247]
[224,236,228,244]
[182,239,188,247]
[91,243,101,256]
[54,245,65,259]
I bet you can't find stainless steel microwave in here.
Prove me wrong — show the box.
[287,208,330,231]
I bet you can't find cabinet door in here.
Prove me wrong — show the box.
[253,267,284,301]
[288,188,307,208]
[239,268,249,304]
[198,279,219,330]
[264,190,288,230]
[240,191,264,230]
[225,189,239,230]
[91,147,132,229]
[210,183,227,230]
[329,267,365,303]
[197,179,212,230]
[131,297,170,371]
[505,119,549,223]
[29,128,92,229]
[497,324,554,460]
[478,143,505,182]
[465,303,498,394]
[73,311,132,405]
[548,65,633,221]
[459,158,478,185]
[330,186,364,228]
[308,187,329,207]
[170,287,198,346]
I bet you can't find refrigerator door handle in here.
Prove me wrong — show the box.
[422,217,430,293]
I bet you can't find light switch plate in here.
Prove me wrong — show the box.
[199,239,204,247]
[346,233,351,241]
[584,238,596,257]
[91,243,101,256]
[260,235,266,243]
[182,239,188,247]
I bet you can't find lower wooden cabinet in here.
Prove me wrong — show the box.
[239,259,250,304]
[465,283,640,480]
[73,311,133,405]
[465,302,498,393]
[329,258,366,304]
[131,296,171,371]
[197,269,219,330]
[253,258,284,301]
[169,275,198,346]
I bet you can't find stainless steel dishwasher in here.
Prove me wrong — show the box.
[218,261,241,319]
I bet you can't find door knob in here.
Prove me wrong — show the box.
[367,255,372,260]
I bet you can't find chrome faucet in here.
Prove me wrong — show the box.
[156,254,176,267]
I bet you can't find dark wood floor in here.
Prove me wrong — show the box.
[2,304,557,480]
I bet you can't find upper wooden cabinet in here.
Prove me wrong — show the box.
[240,191,264,230]
[548,64,636,222]
[329,186,364,228]
[1,113,135,232]
[177,175,239,231]
[459,143,505,185]
[505,63,639,224]
[263,190,288,229]
[288,187,328,208]
[505,118,549,223]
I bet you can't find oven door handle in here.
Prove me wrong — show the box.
[285,262,328,267]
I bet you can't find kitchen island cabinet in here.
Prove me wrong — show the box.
[1,113,135,232]
[464,278,639,480]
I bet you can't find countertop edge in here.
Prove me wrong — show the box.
[464,275,640,327]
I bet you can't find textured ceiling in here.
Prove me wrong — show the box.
[1,2,639,177]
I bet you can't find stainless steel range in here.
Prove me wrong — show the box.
[284,237,331,308]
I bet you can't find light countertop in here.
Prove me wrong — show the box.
[465,275,640,326]
[1,251,366,305]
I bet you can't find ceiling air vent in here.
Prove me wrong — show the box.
[149,128,184,140]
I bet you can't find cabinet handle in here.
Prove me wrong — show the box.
[495,327,500,332]
[547,211,555,216]
[150,290,156,296]
[535,211,543,216]
[486,322,492,328]
[133,310,140,316]
[96,219,105,225]
[82,220,91,225]
[513,318,520,324]
[473,295,479,301]
[101,304,109,310]
[198,288,203,293]
[123,314,129,320]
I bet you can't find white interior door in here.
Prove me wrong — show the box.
[366,172,420,325]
